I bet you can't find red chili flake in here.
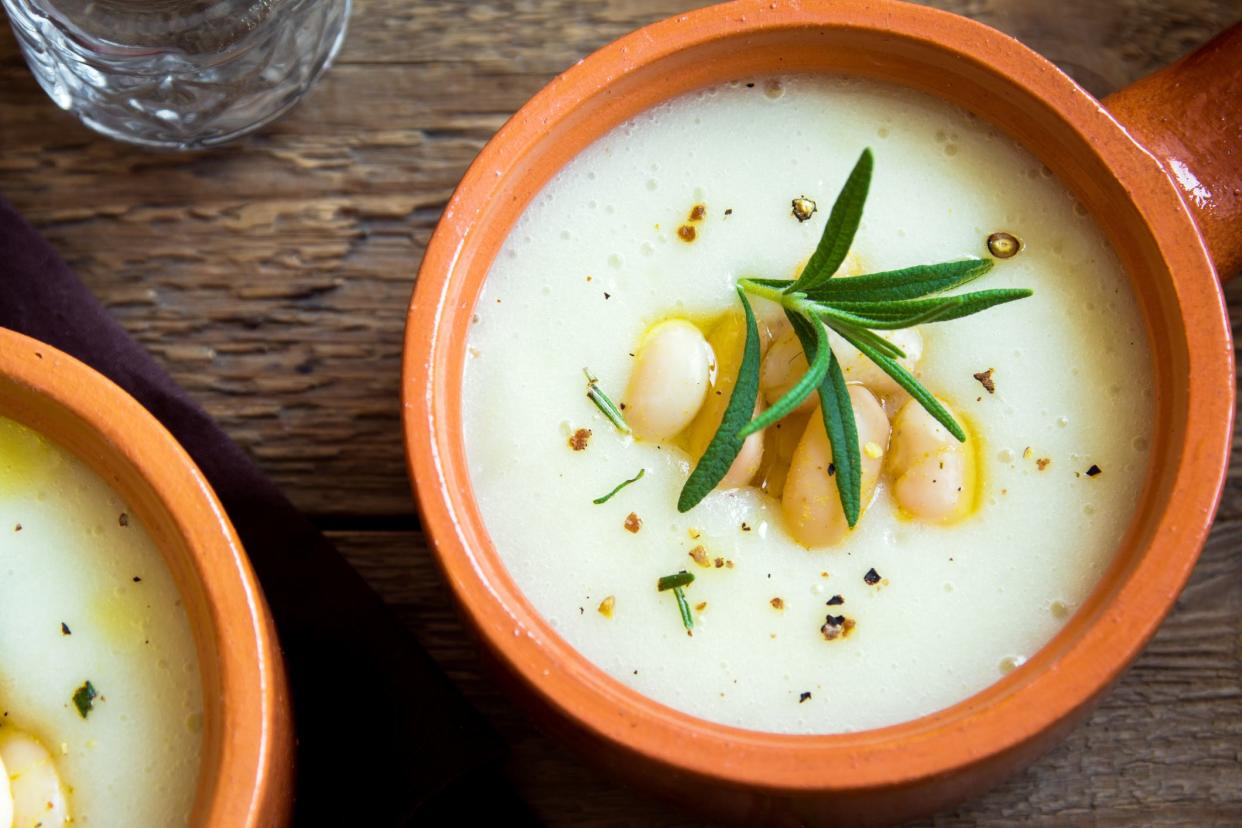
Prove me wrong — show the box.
[677,225,697,243]
[568,428,592,451]
[714,557,725,568]
[973,368,995,394]
[688,204,706,222]
[863,568,881,586]
[1036,457,1051,471]
[624,513,642,533]
[770,597,785,610]
[689,546,711,568]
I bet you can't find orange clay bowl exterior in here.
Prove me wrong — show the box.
[0,330,293,827]
[403,1,1240,824]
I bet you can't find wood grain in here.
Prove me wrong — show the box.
[2,0,1241,824]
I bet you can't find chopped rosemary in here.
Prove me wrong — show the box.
[677,148,1033,523]
[673,586,694,634]
[72,680,97,718]
[592,468,645,504]
[657,570,695,591]
[584,368,631,434]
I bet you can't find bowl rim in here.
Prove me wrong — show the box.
[402,0,1234,794]
[0,327,291,826]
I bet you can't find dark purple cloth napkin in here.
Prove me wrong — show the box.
[0,195,536,826]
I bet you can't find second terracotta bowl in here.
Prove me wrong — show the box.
[0,329,293,826]
[403,1,1238,823]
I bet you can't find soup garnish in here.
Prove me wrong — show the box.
[672,148,1032,524]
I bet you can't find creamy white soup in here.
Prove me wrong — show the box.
[0,417,202,826]
[461,75,1154,734]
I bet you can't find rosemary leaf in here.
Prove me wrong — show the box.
[814,302,950,331]
[743,276,795,290]
[673,586,694,633]
[787,148,873,294]
[676,288,762,513]
[738,312,829,438]
[658,570,695,591]
[832,324,967,441]
[584,368,631,434]
[788,311,862,526]
[802,258,994,303]
[828,321,907,360]
[825,288,1034,325]
[592,468,645,504]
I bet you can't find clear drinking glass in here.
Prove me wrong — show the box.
[2,0,350,149]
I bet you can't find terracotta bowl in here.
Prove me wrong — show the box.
[403,1,1240,823]
[0,329,293,826]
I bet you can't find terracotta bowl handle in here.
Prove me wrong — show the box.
[1102,23,1242,281]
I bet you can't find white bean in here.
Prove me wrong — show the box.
[0,727,69,828]
[719,399,765,488]
[781,385,889,547]
[750,296,789,354]
[888,398,975,523]
[760,326,818,415]
[678,312,764,489]
[830,326,923,396]
[762,323,922,410]
[624,319,712,441]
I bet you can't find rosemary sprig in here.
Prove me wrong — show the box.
[657,571,696,633]
[584,368,630,434]
[789,147,874,294]
[673,586,694,634]
[677,147,1033,523]
[592,468,645,504]
[657,570,695,591]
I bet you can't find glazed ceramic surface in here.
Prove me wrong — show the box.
[462,73,1156,735]
[405,1,1235,822]
[0,330,292,827]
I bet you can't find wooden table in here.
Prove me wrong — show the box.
[2,1,1240,824]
